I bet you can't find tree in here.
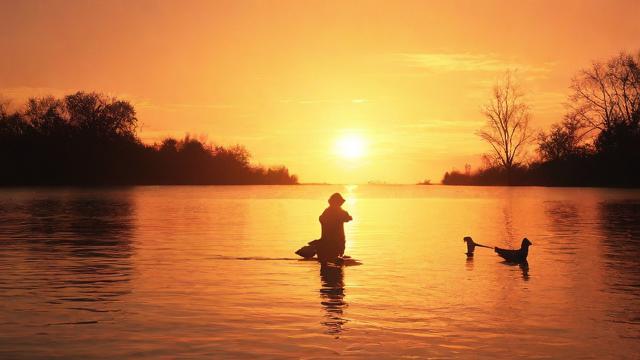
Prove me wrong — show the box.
[477,71,533,180]
[24,96,67,137]
[537,114,588,162]
[569,51,640,132]
[0,92,298,185]
[63,92,138,140]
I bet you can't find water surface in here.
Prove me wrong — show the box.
[1,185,639,358]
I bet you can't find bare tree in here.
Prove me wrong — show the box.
[569,51,640,132]
[477,71,533,178]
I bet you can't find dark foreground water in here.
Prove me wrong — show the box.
[0,185,639,359]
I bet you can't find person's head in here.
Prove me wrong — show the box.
[463,236,472,243]
[328,193,346,207]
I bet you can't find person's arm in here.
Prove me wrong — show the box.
[343,211,353,222]
[319,208,328,224]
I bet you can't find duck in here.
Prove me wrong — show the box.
[463,236,492,257]
[494,238,532,263]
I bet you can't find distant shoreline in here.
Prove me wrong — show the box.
[0,92,298,186]
[3,183,640,190]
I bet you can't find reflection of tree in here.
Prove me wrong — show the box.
[24,195,135,256]
[542,200,582,263]
[319,264,347,338]
[544,201,580,233]
[3,192,137,303]
[597,201,640,330]
[598,201,640,288]
[501,192,516,245]
[502,205,515,244]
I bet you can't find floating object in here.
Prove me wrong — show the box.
[331,256,362,266]
[463,236,492,257]
[494,238,532,263]
[295,239,321,259]
[295,240,360,265]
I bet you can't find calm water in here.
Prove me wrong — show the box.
[1,185,639,359]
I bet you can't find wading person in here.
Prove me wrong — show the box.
[317,193,353,263]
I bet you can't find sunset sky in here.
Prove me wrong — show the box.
[1,0,639,184]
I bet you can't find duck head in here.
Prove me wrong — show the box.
[521,238,532,247]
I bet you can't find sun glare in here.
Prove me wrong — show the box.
[335,134,366,159]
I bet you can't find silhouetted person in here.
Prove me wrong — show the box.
[494,238,532,263]
[316,193,352,263]
[463,236,492,257]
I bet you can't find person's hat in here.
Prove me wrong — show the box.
[328,193,346,206]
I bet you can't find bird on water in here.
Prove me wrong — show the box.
[494,238,532,263]
[463,236,492,257]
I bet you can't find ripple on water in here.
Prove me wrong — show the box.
[0,186,639,358]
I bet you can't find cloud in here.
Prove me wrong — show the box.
[391,53,554,74]
[398,119,484,131]
[0,86,74,102]
[0,86,155,109]
[0,86,232,112]
[279,98,370,105]
[159,103,234,110]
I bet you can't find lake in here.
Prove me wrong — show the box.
[0,185,639,359]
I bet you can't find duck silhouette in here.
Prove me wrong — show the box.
[494,238,532,263]
[463,236,492,257]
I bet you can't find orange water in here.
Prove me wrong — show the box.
[1,185,639,358]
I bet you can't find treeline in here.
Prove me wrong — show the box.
[0,92,298,185]
[443,51,640,187]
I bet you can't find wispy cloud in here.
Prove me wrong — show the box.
[0,86,150,107]
[0,86,233,114]
[0,86,74,102]
[398,119,483,131]
[391,53,554,74]
[279,98,370,105]
[134,100,234,111]
[159,103,234,110]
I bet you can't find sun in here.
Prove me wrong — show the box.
[335,134,366,159]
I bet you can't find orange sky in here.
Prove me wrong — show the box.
[1,0,639,183]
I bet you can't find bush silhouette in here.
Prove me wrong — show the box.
[0,92,298,186]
